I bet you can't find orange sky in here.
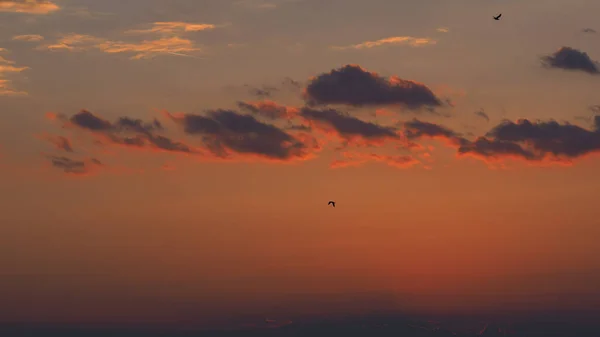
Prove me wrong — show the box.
[1,0,600,328]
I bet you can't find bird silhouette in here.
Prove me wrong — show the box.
[328,201,335,207]
[493,13,502,20]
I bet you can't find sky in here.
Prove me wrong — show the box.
[1,0,600,330]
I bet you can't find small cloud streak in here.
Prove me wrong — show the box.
[0,0,59,14]
[474,109,490,122]
[12,34,44,42]
[236,100,299,120]
[541,46,599,74]
[38,134,73,152]
[0,52,29,96]
[41,34,201,59]
[47,155,102,175]
[125,22,217,35]
[332,36,437,50]
[436,27,449,33]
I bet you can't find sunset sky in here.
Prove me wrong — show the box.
[1,0,600,329]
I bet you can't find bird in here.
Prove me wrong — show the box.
[493,13,502,20]
[328,201,335,207]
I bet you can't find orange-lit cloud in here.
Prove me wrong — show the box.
[126,22,217,35]
[436,27,449,33]
[331,36,437,50]
[232,0,300,10]
[0,0,59,14]
[41,33,202,59]
[0,52,29,96]
[97,36,201,59]
[12,34,44,42]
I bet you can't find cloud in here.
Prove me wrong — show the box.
[165,109,316,161]
[436,27,449,33]
[402,118,465,145]
[474,109,490,122]
[0,53,29,96]
[12,34,44,42]
[232,0,301,10]
[52,110,195,154]
[582,28,596,34]
[401,117,600,164]
[299,107,400,143]
[332,36,437,50]
[39,134,73,152]
[482,118,600,159]
[125,22,217,35]
[47,155,102,175]
[98,36,202,59]
[42,34,104,51]
[42,34,202,59]
[304,65,443,110]
[241,78,301,98]
[0,0,59,14]
[236,100,299,120]
[541,47,599,74]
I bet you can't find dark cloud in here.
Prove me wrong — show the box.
[541,47,599,74]
[403,118,600,163]
[457,137,536,161]
[42,134,73,152]
[300,107,399,141]
[474,109,490,122]
[402,119,463,141]
[167,109,313,160]
[69,110,112,131]
[583,28,597,33]
[48,155,101,175]
[68,110,192,153]
[485,119,600,158]
[304,64,443,109]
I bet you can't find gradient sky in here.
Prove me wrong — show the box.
[1,0,600,328]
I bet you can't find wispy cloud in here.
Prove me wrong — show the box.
[331,36,437,50]
[125,22,217,35]
[0,50,29,96]
[436,27,449,33]
[41,34,202,59]
[97,36,201,60]
[0,0,59,14]
[12,34,44,42]
[232,0,301,10]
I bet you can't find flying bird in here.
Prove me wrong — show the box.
[328,201,335,207]
[493,13,502,20]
